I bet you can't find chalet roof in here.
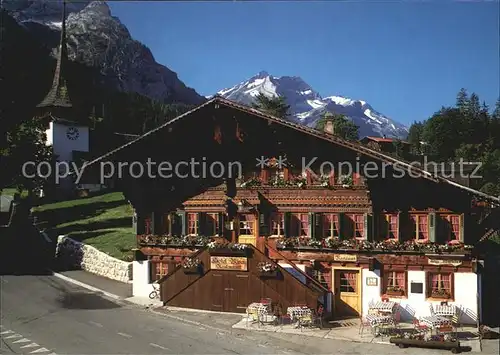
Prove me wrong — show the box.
[361,136,410,144]
[80,96,500,205]
[36,0,73,110]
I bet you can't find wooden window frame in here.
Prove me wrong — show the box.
[270,212,284,237]
[323,213,340,238]
[290,213,310,237]
[239,214,256,235]
[426,272,454,300]
[383,213,399,240]
[187,212,199,236]
[411,214,429,242]
[382,270,407,298]
[150,261,169,282]
[345,214,365,240]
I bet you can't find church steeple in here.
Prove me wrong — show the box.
[37,0,73,113]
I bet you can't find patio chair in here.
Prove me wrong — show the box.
[429,303,435,316]
[246,308,260,328]
[359,315,373,336]
[451,313,464,333]
[391,309,402,330]
[413,318,429,333]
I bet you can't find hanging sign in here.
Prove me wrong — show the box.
[210,256,248,271]
[428,258,462,266]
[333,254,357,262]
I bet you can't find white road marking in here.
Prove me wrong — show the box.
[149,343,169,350]
[0,330,14,335]
[117,332,132,338]
[20,343,40,349]
[88,321,103,328]
[30,347,50,353]
[4,334,22,339]
[13,338,32,344]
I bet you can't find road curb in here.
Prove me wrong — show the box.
[51,271,122,300]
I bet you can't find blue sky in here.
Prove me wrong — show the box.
[108,1,499,126]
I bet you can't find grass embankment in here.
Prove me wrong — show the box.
[33,192,135,261]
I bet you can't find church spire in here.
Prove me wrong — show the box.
[37,0,73,111]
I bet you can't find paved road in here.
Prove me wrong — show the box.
[1,274,313,354]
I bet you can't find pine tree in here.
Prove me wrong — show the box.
[251,93,290,119]
[469,93,480,117]
[456,88,470,114]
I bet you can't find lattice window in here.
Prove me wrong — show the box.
[151,262,168,282]
[428,272,453,299]
[411,214,429,241]
[187,213,198,235]
[339,271,357,293]
[270,212,284,236]
[323,213,340,238]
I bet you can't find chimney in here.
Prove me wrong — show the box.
[324,120,334,135]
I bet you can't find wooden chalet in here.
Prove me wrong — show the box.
[82,96,500,322]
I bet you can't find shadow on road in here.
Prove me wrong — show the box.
[58,291,121,310]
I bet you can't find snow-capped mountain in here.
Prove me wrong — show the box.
[216,71,409,139]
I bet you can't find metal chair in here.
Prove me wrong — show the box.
[359,315,373,336]
[246,308,260,328]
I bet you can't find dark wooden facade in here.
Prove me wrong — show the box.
[83,97,499,319]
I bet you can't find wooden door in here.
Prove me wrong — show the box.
[237,213,257,246]
[211,273,224,311]
[333,269,361,318]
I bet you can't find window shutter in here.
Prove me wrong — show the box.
[308,212,315,239]
[218,213,225,237]
[284,212,291,237]
[283,168,289,181]
[198,212,206,236]
[459,213,464,243]
[259,212,269,236]
[178,210,186,235]
[135,210,142,234]
[149,261,156,283]
[338,212,344,238]
[428,212,436,242]
[260,169,269,183]
[397,212,402,241]
[363,213,369,239]
[315,212,323,239]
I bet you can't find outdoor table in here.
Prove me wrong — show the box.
[286,306,312,322]
[434,304,456,317]
[365,314,393,326]
[420,315,452,329]
[247,302,273,324]
[369,301,396,314]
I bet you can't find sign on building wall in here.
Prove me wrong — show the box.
[333,254,357,262]
[210,256,248,271]
[428,258,462,266]
[366,277,378,286]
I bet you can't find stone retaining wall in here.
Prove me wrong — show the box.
[55,235,132,283]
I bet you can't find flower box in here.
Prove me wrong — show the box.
[258,270,279,278]
[209,248,251,256]
[183,266,201,275]
[431,292,451,299]
[386,289,405,297]
[389,337,460,353]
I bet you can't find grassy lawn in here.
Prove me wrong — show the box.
[33,191,135,261]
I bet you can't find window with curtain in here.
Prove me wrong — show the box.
[187,213,198,235]
[440,215,460,241]
[383,214,398,240]
[299,213,309,236]
[411,215,429,241]
[145,216,152,234]
[239,214,255,235]
[384,271,406,295]
[345,214,364,239]
[163,213,171,235]
[323,213,340,238]
[206,213,219,236]
[427,272,453,299]
[339,271,357,293]
[150,261,168,282]
[270,212,284,236]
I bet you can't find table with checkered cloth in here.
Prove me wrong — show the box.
[365,314,393,326]
[369,301,396,313]
[420,316,452,328]
[434,304,456,317]
[286,307,313,321]
[247,302,271,316]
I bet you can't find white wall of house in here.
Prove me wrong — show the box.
[132,260,153,298]
[361,269,479,325]
[46,122,89,162]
